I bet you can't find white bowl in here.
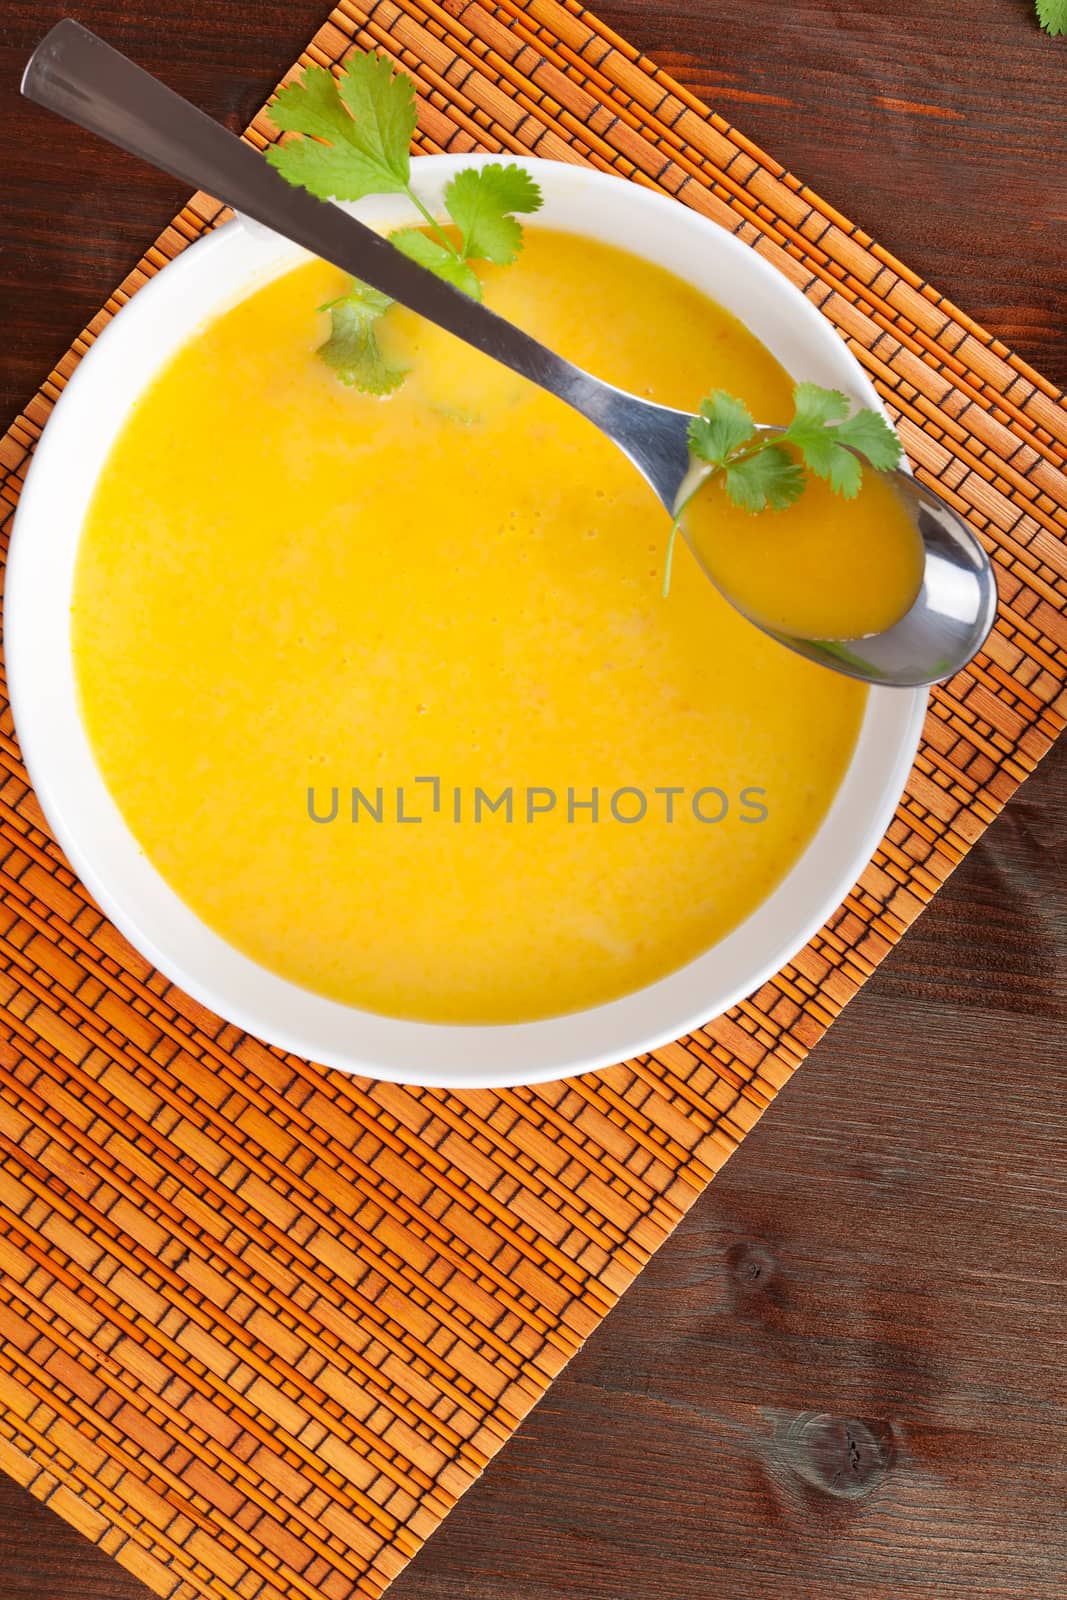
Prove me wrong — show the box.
[5,156,925,1089]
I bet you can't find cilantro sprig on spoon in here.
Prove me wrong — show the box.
[268,53,542,391]
[662,383,903,595]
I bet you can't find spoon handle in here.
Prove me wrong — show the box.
[23,22,591,401]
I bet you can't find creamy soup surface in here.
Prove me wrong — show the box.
[73,229,871,1023]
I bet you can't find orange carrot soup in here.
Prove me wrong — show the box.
[73,229,872,1023]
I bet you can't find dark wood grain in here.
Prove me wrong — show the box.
[0,2,1065,1597]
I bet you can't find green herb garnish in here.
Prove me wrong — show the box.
[1036,0,1065,36]
[663,383,903,596]
[268,52,542,392]
[315,282,408,395]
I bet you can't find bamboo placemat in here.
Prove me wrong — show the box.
[1,2,1065,1596]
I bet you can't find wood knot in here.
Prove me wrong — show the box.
[725,1240,776,1294]
[780,1413,892,1499]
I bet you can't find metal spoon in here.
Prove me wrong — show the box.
[22,20,997,688]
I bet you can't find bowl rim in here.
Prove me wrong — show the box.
[5,154,927,1089]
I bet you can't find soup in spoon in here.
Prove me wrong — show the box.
[680,461,923,642]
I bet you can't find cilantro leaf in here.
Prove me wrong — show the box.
[825,443,864,498]
[317,280,408,394]
[336,51,417,186]
[790,381,850,429]
[270,63,353,144]
[723,446,805,513]
[688,391,756,467]
[391,229,483,298]
[783,419,862,497]
[782,383,850,483]
[1037,0,1067,35]
[833,409,904,472]
[267,52,415,200]
[316,280,391,320]
[444,164,544,264]
[784,384,900,499]
[315,281,391,317]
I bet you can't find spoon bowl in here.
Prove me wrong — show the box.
[666,433,998,687]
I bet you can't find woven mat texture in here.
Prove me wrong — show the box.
[0,2,1065,1597]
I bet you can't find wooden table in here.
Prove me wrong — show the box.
[1,3,1065,1596]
